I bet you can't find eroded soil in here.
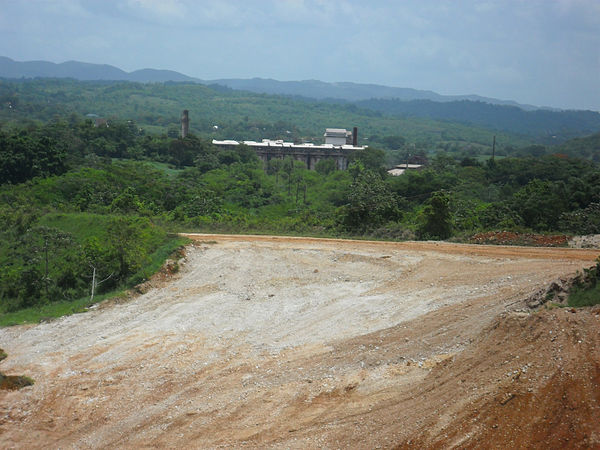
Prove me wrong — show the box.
[0,235,598,449]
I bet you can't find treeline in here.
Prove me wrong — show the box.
[356,98,600,142]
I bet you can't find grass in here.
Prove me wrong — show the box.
[568,283,600,307]
[110,158,183,178]
[0,290,124,327]
[127,235,189,285]
[144,161,183,178]
[568,261,600,307]
[37,212,115,242]
[0,234,190,327]
[0,373,35,390]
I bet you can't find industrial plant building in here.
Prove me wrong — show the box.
[213,127,365,170]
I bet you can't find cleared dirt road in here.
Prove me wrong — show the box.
[1,235,598,448]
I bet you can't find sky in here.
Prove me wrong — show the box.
[0,0,598,110]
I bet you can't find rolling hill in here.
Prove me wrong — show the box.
[0,56,196,83]
[0,56,544,108]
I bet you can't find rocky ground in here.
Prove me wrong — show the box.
[0,235,598,449]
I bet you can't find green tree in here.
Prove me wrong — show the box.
[25,226,74,301]
[418,191,453,239]
[350,147,386,173]
[315,158,336,175]
[0,131,67,184]
[343,170,400,231]
[106,217,150,280]
[83,236,115,301]
[511,179,568,230]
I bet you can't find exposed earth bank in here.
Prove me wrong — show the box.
[0,235,599,448]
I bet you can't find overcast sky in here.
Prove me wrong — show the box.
[1,0,598,110]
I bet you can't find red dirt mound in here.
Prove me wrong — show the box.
[396,307,600,449]
[470,231,569,247]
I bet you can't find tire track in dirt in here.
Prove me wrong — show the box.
[0,234,597,448]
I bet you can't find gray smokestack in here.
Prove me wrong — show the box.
[352,127,358,146]
[181,110,190,138]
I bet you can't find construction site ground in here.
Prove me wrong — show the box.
[0,234,599,449]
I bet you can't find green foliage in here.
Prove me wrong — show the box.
[315,158,336,175]
[417,191,453,240]
[0,373,34,390]
[569,283,600,308]
[568,259,600,307]
[555,133,600,161]
[342,169,401,231]
[511,180,568,230]
[350,147,387,173]
[559,202,600,234]
[0,210,175,316]
[0,78,530,153]
[106,217,150,281]
[0,130,67,184]
[0,290,121,326]
[1,90,600,318]
[355,98,600,142]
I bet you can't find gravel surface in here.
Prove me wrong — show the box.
[0,235,598,448]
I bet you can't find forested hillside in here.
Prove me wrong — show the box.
[356,98,600,142]
[1,79,600,320]
[0,78,533,156]
[0,57,543,107]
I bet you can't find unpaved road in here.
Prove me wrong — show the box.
[1,235,599,448]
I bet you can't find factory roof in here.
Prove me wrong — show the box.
[212,139,365,151]
[324,128,349,137]
[393,164,424,169]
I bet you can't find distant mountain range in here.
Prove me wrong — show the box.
[0,56,196,83]
[2,56,599,139]
[203,78,542,111]
[0,56,542,110]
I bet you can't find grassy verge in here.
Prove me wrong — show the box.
[0,290,125,327]
[0,235,190,327]
[568,283,600,307]
[127,235,189,285]
[568,259,600,307]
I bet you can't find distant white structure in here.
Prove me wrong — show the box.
[324,128,351,146]
[211,138,364,152]
[387,163,424,176]
[212,128,365,170]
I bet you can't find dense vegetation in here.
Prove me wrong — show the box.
[0,78,531,162]
[356,98,600,143]
[1,78,600,319]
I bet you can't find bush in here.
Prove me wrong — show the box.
[417,191,452,240]
[568,258,600,307]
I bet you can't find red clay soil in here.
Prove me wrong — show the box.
[0,235,598,448]
[470,231,569,247]
[394,307,600,449]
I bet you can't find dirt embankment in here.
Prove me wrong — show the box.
[0,235,598,448]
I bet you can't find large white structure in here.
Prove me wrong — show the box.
[212,128,365,170]
[324,128,352,146]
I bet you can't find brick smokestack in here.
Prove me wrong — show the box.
[181,110,190,138]
[352,127,358,146]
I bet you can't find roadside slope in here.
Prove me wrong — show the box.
[0,235,597,448]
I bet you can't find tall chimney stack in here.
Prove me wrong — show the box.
[181,110,190,138]
[352,127,358,146]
